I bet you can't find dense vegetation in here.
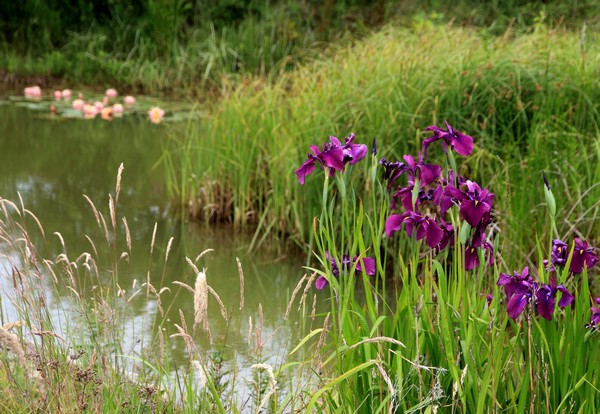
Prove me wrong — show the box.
[2,0,599,94]
[1,1,600,412]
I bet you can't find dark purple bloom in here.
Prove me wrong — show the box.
[569,238,599,274]
[437,218,454,251]
[590,299,600,328]
[341,133,368,165]
[423,121,474,158]
[354,256,376,276]
[295,134,367,185]
[497,267,534,299]
[551,239,568,267]
[385,211,443,248]
[505,287,533,320]
[380,154,440,193]
[498,267,536,319]
[464,244,480,271]
[535,278,574,321]
[315,251,376,289]
[442,180,494,227]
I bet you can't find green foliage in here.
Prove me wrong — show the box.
[294,125,600,412]
[164,22,600,267]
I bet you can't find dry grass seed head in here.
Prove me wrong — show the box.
[164,237,174,263]
[256,303,263,354]
[299,272,317,309]
[115,163,124,204]
[236,257,244,311]
[122,217,132,253]
[83,195,101,229]
[284,274,307,320]
[251,363,277,413]
[207,286,228,321]
[195,248,214,261]
[150,222,157,255]
[23,208,45,239]
[0,326,27,371]
[194,270,209,333]
[109,194,116,231]
[172,281,194,294]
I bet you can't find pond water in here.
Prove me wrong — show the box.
[0,97,323,401]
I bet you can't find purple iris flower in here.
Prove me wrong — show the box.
[295,134,367,185]
[380,154,440,193]
[423,121,474,158]
[497,267,534,300]
[505,286,534,320]
[341,133,368,165]
[497,267,536,319]
[569,238,599,274]
[437,218,454,251]
[464,225,494,270]
[590,298,600,328]
[385,210,443,248]
[551,239,569,267]
[535,278,574,321]
[464,243,480,271]
[442,180,494,227]
[315,251,376,289]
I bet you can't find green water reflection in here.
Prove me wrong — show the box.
[0,102,323,392]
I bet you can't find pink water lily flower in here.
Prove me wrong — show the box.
[148,107,165,124]
[112,104,124,114]
[124,95,136,105]
[72,99,85,111]
[62,89,72,99]
[83,104,98,118]
[24,86,42,98]
[54,90,62,100]
[105,88,118,98]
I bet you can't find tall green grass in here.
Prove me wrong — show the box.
[0,169,325,412]
[165,20,600,266]
[291,130,600,412]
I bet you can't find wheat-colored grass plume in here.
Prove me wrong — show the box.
[374,359,396,414]
[311,293,317,321]
[122,217,132,253]
[185,257,200,275]
[194,269,209,334]
[164,237,174,263]
[109,194,117,232]
[248,317,253,344]
[284,274,307,320]
[195,248,214,261]
[84,235,99,258]
[83,195,101,228]
[348,336,406,349]
[23,208,45,239]
[251,363,277,413]
[173,280,195,293]
[316,312,330,353]
[115,163,124,204]
[256,303,263,354]
[191,360,207,387]
[150,222,158,254]
[53,232,66,252]
[0,326,27,372]
[299,272,317,309]
[236,257,244,310]
[207,286,228,321]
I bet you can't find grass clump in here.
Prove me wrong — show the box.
[290,124,600,412]
[0,166,325,412]
[166,20,600,265]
